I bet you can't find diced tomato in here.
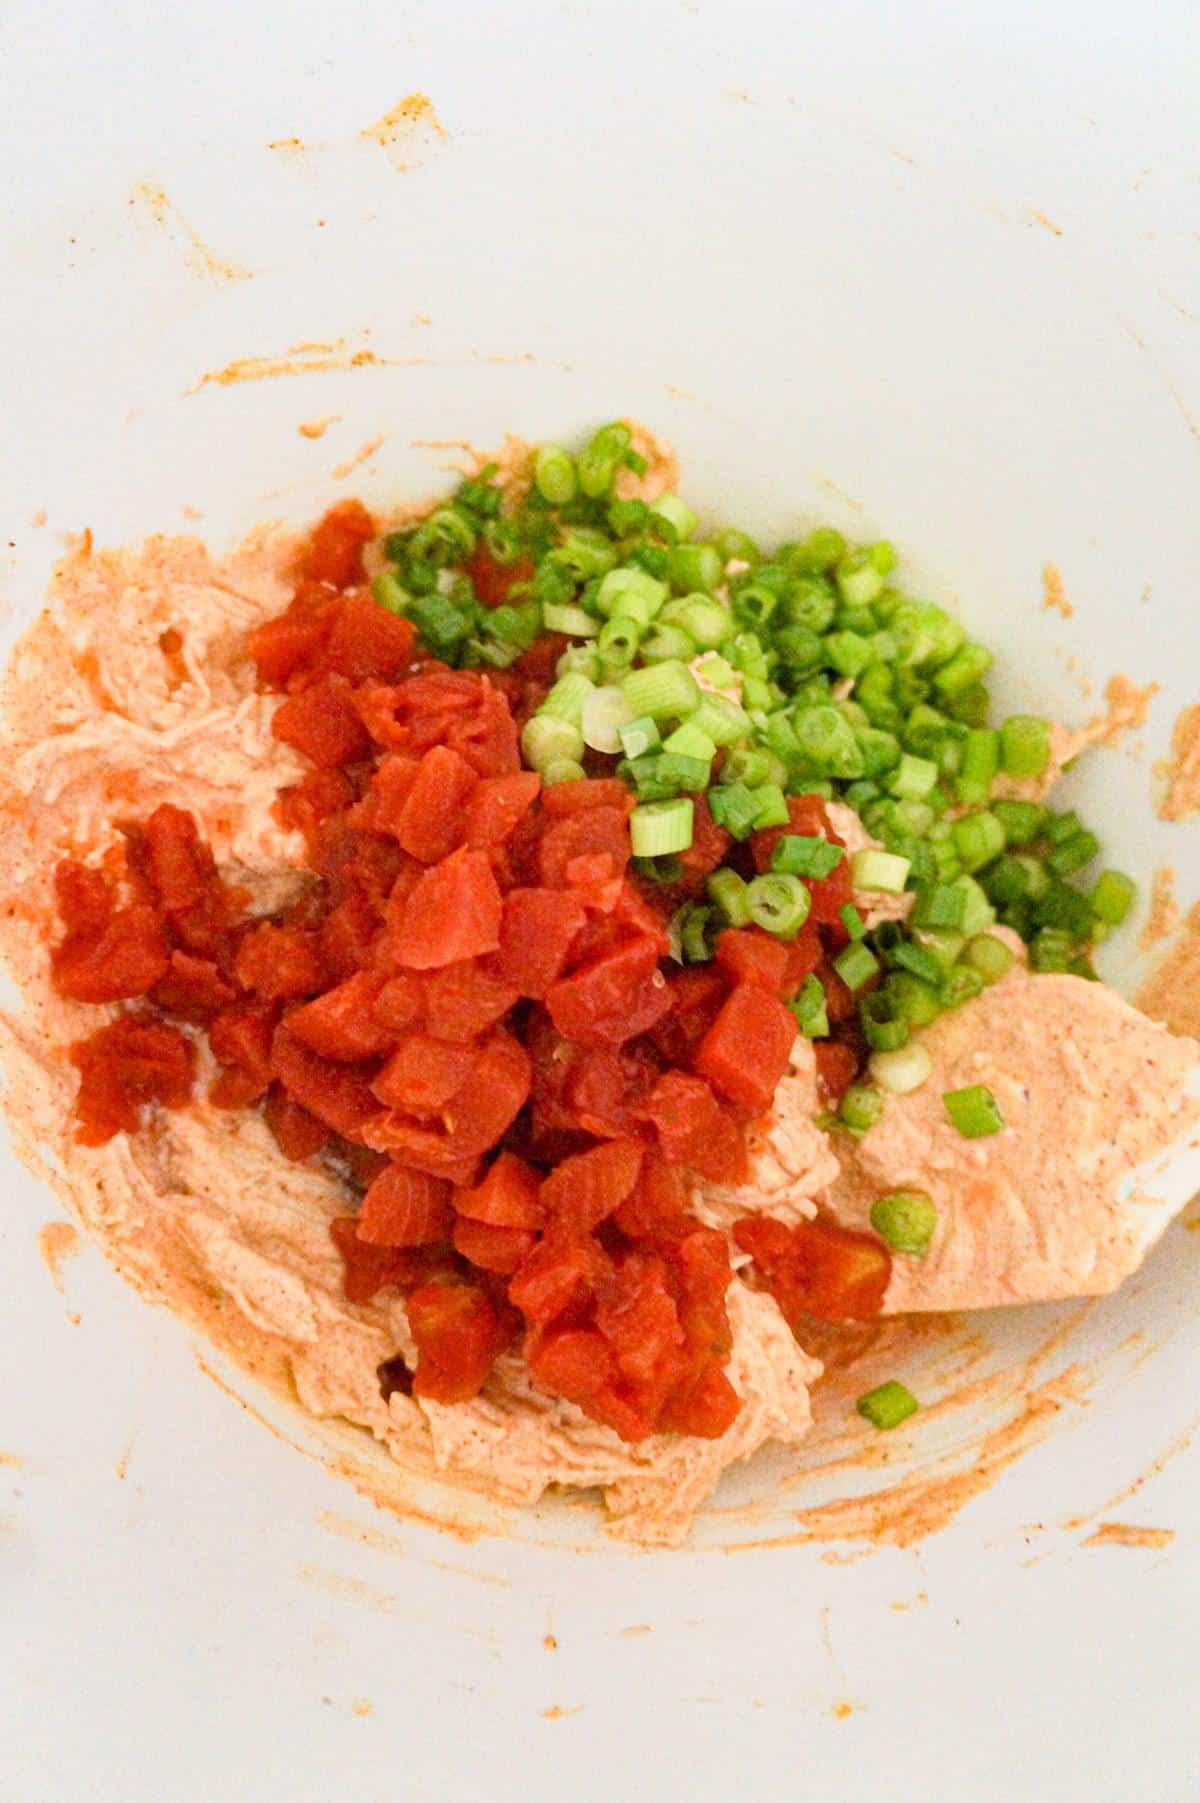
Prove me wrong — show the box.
[528,1327,617,1406]
[538,807,631,888]
[263,1086,331,1161]
[750,792,836,874]
[638,1070,747,1187]
[372,971,426,1034]
[270,1025,381,1141]
[509,1232,613,1329]
[389,848,503,970]
[418,960,518,1042]
[675,794,731,896]
[286,971,393,1061]
[779,921,823,999]
[452,1215,538,1275]
[318,890,380,981]
[734,1214,891,1324]
[812,1037,860,1103]
[371,1034,476,1114]
[442,681,521,779]
[365,1031,530,1172]
[454,1152,545,1229]
[494,888,587,1000]
[387,744,479,864]
[354,756,420,837]
[323,591,416,683]
[150,950,237,1021]
[647,963,728,1065]
[660,1358,741,1438]
[208,1003,276,1106]
[234,924,325,1001]
[52,860,112,940]
[464,545,535,609]
[51,902,168,1004]
[135,804,219,914]
[273,676,372,768]
[70,1017,194,1146]
[612,1150,690,1239]
[539,1137,643,1233]
[330,1216,430,1305]
[539,778,636,821]
[809,855,853,927]
[596,1251,685,1387]
[546,937,672,1048]
[693,983,796,1115]
[357,1163,454,1246]
[562,1042,658,1140]
[248,598,334,689]
[463,770,540,850]
[277,767,357,849]
[714,926,789,993]
[407,1281,509,1403]
[299,498,375,590]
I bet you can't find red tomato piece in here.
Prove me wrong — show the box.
[676,794,731,895]
[464,770,541,849]
[388,744,479,864]
[612,1150,690,1239]
[812,1038,860,1103]
[809,855,853,927]
[208,1003,276,1106]
[273,675,372,768]
[537,807,631,888]
[270,1025,381,1141]
[234,923,325,1001]
[545,937,671,1048]
[418,960,518,1042]
[135,804,217,914]
[390,848,503,970]
[329,1216,444,1305]
[371,1034,477,1114]
[660,1358,741,1438]
[372,971,426,1034]
[287,971,393,1061]
[452,1215,538,1275]
[539,1137,644,1233]
[693,982,796,1115]
[494,888,587,1000]
[454,1152,546,1229]
[407,1282,509,1403]
[508,1231,612,1328]
[646,963,728,1065]
[562,1043,659,1141]
[528,1327,617,1405]
[779,921,823,998]
[318,890,381,982]
[263,1086,331,1161]
[299,498,375,590]
[365,1032,530,1172]
[51,903,168,1004]
[733,1214,891,1324]
[353,755,420,837]
[637,1071,747,1187]
[464,545,535,609]
[357,1163,454,1246]
[322,591,415,683]
[277,767,357,849]
[150,950,236,1021]
[714,926,789,993]
[248,598,334,689]
[539,778,636,820]
[595,1251,685,1386]
[70,1018,194,1146]
[52,860,112,939]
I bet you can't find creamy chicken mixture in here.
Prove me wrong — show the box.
[2,454,1197,1547]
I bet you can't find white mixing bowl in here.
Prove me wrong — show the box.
[3,3,1198,1798]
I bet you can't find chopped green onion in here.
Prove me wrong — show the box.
[745,873,811,939]
[839,903,866,941]
[950,874,997,937]
[911,883,967,930]
[940,964,984,1009]
[851,848,911,894]
[663,720,717,764]
[883,971,943,1027]
[791,706,866,779]
[943,1084,1005,1138]
[623,659,701,721]
[860,990,909,1051]
[840,1083,884,1133]
[955,729,1000,805]
[991,798,1047,846]
[707,782,766,840]
[771,835,844,879]
[542,758,586,785]
[1030,927,1075,972]
[521,713,584,771]
[372,570,410,615]
[577,421,633,498]
[869,1042,933,1095]
[534,445,578,506]
[714,527,760,565]
[581,685,636,753]
[870,1191,937,1256]
[630,797,694,858]
[1000,715,1051,779]
[857,1381,919,1431]
[836,552,886,607]
[963,933,1015,984]
[834,942,881,991]
[912,926,966,970]
[1045,829,1101,878]
[597,616,642,671]
[689,692,752,748]
[951,810,1006,875]
[750,784,790,830]
[933,641,993,697]
[596,565,668,620]
[674,595,732,650]
[668,543,723,594]
[790,973,829,1038]
[542,601,601,638]
[540,671,594,726]
[633,853,683,885]
[707,868,753,927]
[618,715,661,760]
[888,752,939,800]
[649,493,698,541]
[888,940,945,987]
[641,624,696,665]
[678,902,714,963]
[1090,869,1136,926]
